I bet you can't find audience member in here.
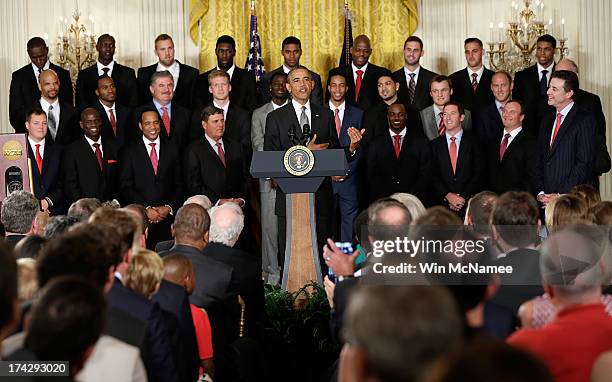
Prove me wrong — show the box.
[16,258,38,303]
[14,234,46,259]
[125,249,164,298]
[67,198,102,220]
[592,351,612,382]
[390,192,426,221]
[570,183,601,210]
[464,191,498,237]
[591,200,612,225]
[0,241,18,354]
[43,215,79,238]
[544,193,589,231]
[1,190,40,246]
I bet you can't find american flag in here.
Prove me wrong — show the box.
[339,0,353,67]
[245,1,265,83]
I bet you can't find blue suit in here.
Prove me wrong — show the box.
[330,103,363,241]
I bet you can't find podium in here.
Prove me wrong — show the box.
[0,134,32,199]
[251,148,348,292]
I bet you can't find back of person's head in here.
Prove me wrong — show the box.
[209,203,244,247]
[570,183,601,210]
[89,207,140,256]
[173,203,210,243]
[17,258,38,303]
[25,275,106,376]
[491,191,539,247]
[591,201,612,225]
[423,340,554,382]
[123,204,149,231]
[390,193,426,221]
[341,285,462,382]
[124,249,164,299]
[414,206,463,226]
[67,198,102,220]
[162,253,195,294]
[1,190,39,234]
[183,194,213,210]
[0,241,17,340]
[546,194,589,231]
[37,224,118,290]
[466,191,498,234]
[14,234,46,259]
[43,215,80,238]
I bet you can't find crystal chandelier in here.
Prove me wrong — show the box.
[55,7,97,88]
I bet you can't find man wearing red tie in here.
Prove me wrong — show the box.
[24,108,63,214]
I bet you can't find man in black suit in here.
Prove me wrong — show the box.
[35,69,78,145]
[475,70,513,144]
[196,35,257,112]
[9,37,73,132]
[487,100,538,195]
[366,103,431,203]
[75,34,138,109]
[393,35,437,110]
[537,70,596,208]
[94,76,132,148]
[24,108,63,215]
[326,34,392,111]
[512,34,557,134]
[62,108,120,205]
[120,109,183,247]
[430,101,485,216]
[137,34,199,109]
[259,36,324,105]
[185,105,248,205]
[264,66,364,261]
[449,37,494,120]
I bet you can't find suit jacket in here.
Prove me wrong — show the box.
[574,89,611,177]
[62,136,120,204]
[474,101,504,144]
[326,64,392,111]
[251,101,283,192]
[537,105,597,193]
[449,67,495,118]
[260,65,323,105]
[184,137,247,205]
[136,101,191,149]
[190,102,252,150]
[420,105,473,141]
[487,129,538,195]
[430,131,485,206]
[93,101,133,148]
[137,61,199,109]
[75,62,138,109]
[9,62,73,132]
[119,140,183,210]
[366,129,432,203]
[196,66,258,111]
[513,64,554,135]
[393,66,437,110]
[362,101,424,145]
[330,103,363,194]
[30,100,79,145]
[26,139,63,213]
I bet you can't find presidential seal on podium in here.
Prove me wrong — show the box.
[283,145,315,177]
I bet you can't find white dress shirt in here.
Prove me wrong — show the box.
[272,100,288,110]
[537,62,554,86]
[40,98,60,126]
[389,127,407,146]
[32,61,50,81]
[403,65,421,87]
[291,99,311,132]
[549,102,574,146]
[97,60,115,76]
[217,64,236,80]
[467,65,485,84]
[100,101,116,122]
[213,100,230,120]
[329,101,346,125]
[445,129,464,152]
[28,137,46,159]
[352,62,369,84]
[433,104,444,127]
[84,135,104,156]
[143,136,161,157]
[501,126,522,147]
[495,100,506,116]
[156,61,180,90]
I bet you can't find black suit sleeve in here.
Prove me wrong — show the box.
[61,145,84,203]
[119,149,144,205]
[9,71,27,132]
[264,112,281,151]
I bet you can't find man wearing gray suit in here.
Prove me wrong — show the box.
[251,72,288,285]
[420,75,472,141]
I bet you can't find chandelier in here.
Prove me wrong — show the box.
[55,7,97,88]
[486,0,569,74]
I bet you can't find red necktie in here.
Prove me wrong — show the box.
[161,106,171,136]
[449,137,458,174]
[355,70,364,102]
[550,112,563,147]
[334,108,341,136]
[35,144,43,173]
[149,142,158,175]
[92,143,103,171]
[216,142,226,167]
[437,112,446,135]
[499,133,511,160]
[109,108,117,136]
[393,134,402,158]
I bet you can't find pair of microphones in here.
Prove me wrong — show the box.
[289,124,313,147]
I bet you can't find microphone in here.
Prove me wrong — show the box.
[302,123,311,145]
[288,124,297,146]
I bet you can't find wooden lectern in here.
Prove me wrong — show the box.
[0,133,32,199]
[251,149,347,292]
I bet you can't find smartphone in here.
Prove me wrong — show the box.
[327,242,353,283]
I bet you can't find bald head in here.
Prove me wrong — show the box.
[162,253,193,285]
[555,58,579,74]
[38,69,59,102]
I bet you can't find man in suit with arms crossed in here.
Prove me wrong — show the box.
[394,36,437,110]
[94,76,132,148]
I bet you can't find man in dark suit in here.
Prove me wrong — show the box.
[536,70,596,208]
[449,37,494,120]
[196,35,257,112]
[393,35,437,110]
[327,73,363,241]
[326,35,392,111]
[9,37,73,132]
[259,36,324,105]
[120,109,183,247]
[62,108,120,205]
[185,105,248,205]
[475,70,513,144]
[137,34,199,109]
[264,66,364,261]
[24,108,64,215]
[430,101,484,216]
[35,69,78,145]
[75,34,138,109]
[512,34,557,135]
[93,76,132,148]
[487,100,538,195]
[366,103,431,203]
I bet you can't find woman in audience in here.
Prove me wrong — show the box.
[544,194,590,232]
[571,183,601,210]
[14,234,46,259]
[124,249,164,298]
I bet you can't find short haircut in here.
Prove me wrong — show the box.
[343,286,462,382]
[492,70,513,83]
[139,107,159,124]
[150,70,174,86]
[154,33,173,44]
[216,35,236,50]
[328,73,347,84]
[26,107,47,122]
[183,195,213,210]
[96,33,115,44]
[270,71,288,83]
[491,191,539,247]
[378,74,398,84]
[390,193,426,221]
[591,201,612,225]
[404,35,423,49]
[571,184,601,210]
[209,204,244,246]
[174,204,210,242]
[37,224,118,289]
[537,33,557,49]
[282,36,301,49]
[505,99,524,114]
[467,191,498,238]
[89,207,140,256]
[43,215,80,238]
[17,257,38,302]
[547,194,589,229]
[162,253,193,284]
[551,70,579,96]
[96,74,113,88]
[0,241,17,331]
[67,198,102,220]
[125,249,164,298]
[200,105,224,123]
[287,65,311,80]
[443,100,465,115]
[208,69,230,85]
[27,37,46,50]
[430,74,453,90]
[464,37,484,47]
[25,275,106,371]
[15,234,46,259]
[1,190,39,234]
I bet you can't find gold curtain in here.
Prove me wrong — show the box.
[189,0,418,82]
